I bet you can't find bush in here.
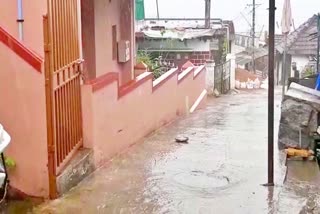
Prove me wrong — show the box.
[136,51,166,79]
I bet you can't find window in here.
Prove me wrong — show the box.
[112,25,117,60]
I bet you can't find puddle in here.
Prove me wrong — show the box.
[172,170,231,193]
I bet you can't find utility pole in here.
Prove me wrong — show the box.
[247,1,261,73]
[205,0,211,28]
[156,0,160,19]
[252,0,256,73]
[267,0,276,186]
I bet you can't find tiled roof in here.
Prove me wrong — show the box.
[276,15,318,55]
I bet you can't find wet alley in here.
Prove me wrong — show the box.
[34,89,320,214]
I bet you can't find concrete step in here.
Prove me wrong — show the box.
[56,148,94,196]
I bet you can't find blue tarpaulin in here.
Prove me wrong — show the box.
[315,74,320,91]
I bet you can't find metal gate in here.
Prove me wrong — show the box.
[214,60,231,94]
[43,0,83,198]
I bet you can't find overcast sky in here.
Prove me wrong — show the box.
[144,0,320,34]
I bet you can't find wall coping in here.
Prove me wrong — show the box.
[194,65,206,79]
[178,67,194,84]
[88,65,205,97]
[0,26,43,73]
[86,72,119,93]
[152,68,179,91]
[119,72,153,98]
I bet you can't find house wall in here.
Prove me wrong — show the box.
[93,0,134,85]
[136,51,212,70]
[291,55,310,77]
[0,43,48,197]
[137,38,213,67]
[81,66,206,166]
[276,53,292,84]
[255,55,268,75]
[156,51,212,68]
[189,51,212,66]
[0,0,46,56]
[138,39,210,52]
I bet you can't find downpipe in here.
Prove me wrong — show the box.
[17,0,24,40]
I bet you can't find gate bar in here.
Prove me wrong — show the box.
[43,14,58,199]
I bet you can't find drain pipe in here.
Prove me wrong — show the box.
[17,0,24,40]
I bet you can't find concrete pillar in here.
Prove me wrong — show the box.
[205,60,215,95]
[120,0,134,84]
[227,54,236,90]
[81,0,96,80]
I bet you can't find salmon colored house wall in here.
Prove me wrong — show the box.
[0,0,205,198]
[82,66,207,166]
[0,0,46,56]
[85,0,134,85]
[0,42,48,197]
[0,1,17,37]
[0,0,48,197]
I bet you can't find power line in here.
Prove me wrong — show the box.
[233,4,263,32]
[232,6,251,21]
[247,1,261,73]
[240,12,252,28]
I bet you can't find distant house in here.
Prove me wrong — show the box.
[135,19,235,69]
[276,14,318,81]
[233,32,268,78]
[235,47,268,77]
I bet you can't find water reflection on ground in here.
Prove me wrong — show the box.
[2,89,320,214]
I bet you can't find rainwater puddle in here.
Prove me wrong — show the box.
[171,170,232,194]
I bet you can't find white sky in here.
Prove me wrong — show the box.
[144,0,320,34]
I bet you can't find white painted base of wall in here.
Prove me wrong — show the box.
[190,89,207,113]
[205,61,215,95]
[227,54,236,90]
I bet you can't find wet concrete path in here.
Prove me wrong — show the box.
[34,89,319,214]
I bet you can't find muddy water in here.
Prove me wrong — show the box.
[279,161,320,214]
[0,200,38,214]
[7,89,320,213]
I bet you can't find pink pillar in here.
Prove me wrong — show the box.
[81,0,96,80]
[120,0,134,85]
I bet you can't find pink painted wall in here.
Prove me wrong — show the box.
[82,66,206,166]
[0,0,17,37]
[0,0,46,56]
[22,0,47,55]
[0,43,48,197]
[94,0,134,85]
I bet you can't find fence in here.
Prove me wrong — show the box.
[214,60,231,94]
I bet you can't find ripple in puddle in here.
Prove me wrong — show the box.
[171,170,232,194]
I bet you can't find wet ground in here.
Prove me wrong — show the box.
[7,89,320,213]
